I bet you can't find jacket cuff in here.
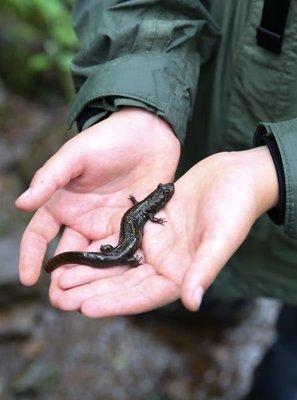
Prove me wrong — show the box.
[254,119,297,238]
[76,98,156,132]
[68,52,201,142]
[254,129,285,225]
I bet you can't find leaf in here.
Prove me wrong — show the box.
[27,53,51,72]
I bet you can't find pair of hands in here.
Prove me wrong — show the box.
[16,107,278,317]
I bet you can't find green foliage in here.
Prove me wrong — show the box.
[0,0,77,99]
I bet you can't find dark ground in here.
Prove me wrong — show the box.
[0,89,280,400]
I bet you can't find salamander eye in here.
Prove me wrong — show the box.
[158,183,163,188]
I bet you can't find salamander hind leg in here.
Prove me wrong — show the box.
[149,213,167,225]
[128,194,138,205]
[100,244,114,253]
[125,254,142,268]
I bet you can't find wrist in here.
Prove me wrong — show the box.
[110,106,181,168]
[233,146,279,216]
[112,106,180,147]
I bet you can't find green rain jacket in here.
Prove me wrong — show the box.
[68,1,297,304]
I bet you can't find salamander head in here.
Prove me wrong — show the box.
[146,183,175,213]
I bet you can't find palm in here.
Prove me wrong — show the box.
[45,174,168,243]
[54,150,273,317]
[140,193,193,282]
[46,180,188,310]
[16,108,180,288]
[52,180,200,315]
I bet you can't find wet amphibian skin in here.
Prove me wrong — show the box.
[44,183,175,273]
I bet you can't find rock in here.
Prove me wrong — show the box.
[0,90,70,175]
[20,338,46,359]
[0,303,41,342]
[0,231,21,285]
[0,84,7,108]
[11,360,59,396]
[0,231,41,307]
[0,172,25,235]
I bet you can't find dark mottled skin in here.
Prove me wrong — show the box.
[44,183,175,273]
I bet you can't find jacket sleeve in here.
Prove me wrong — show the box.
[68,0,219,142]
[254,118,297,238]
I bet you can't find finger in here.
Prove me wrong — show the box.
[58,236,143,289]
[57,264,155,311]
[57,234,122,289]
[15,141,83,211]
[19,208,60,286]
[81,275,179,318]
[59,239,144,290]
[55,228,90,255]
[58,265,130,290]
[181,236,233,312]
[49,228,90,307]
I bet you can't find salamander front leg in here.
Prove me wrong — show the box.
[128,194,138,205]
[149,214,167,225]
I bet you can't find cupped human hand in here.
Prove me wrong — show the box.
[15,107,181,296]
[52,146,279,317]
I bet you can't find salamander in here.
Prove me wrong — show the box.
[44,183,174,273]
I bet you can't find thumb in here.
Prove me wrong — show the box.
[15,141,83,211]
[181,236,233,312]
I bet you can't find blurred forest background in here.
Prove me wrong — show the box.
[0,0,75,238]
[0,0,76,99]
[0,1,280,399]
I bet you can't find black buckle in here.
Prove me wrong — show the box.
[256,27,282,55]
[256,0,291,55]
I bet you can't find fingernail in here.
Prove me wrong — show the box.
[194,286,204,310]
[17,187,33,201]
